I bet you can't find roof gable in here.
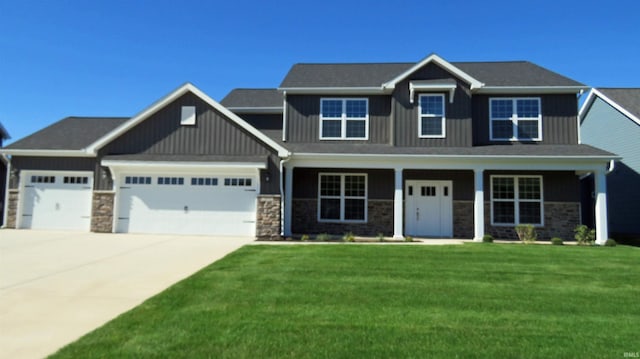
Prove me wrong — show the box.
[89,83,290,157]
[383,53,483,90]
[580,88,640,127]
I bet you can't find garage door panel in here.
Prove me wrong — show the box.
[20,173,93,231]
[116,174,258,236]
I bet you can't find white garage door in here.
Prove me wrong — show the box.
[20,172,93,231]
[116,174,258,236]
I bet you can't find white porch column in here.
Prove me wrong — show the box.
[594,169,609,245]
[473,169,485,242]
[393,167,404,240]
[283,165,294,237]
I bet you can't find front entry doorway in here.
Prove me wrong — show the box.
[405,180,453,238]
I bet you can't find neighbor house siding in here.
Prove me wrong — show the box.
[473,94,579,145]
[285,95,391,144]
[581,97,640,235]
[393,63,473,147]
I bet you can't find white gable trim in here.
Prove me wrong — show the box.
[579,88,640,127]
[86,83,290,157]
[0,149,94,157]
[382,54,484,90]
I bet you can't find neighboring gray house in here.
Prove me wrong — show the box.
[579,88,640,240]
[0,122,10,226]
[0,54,618,243]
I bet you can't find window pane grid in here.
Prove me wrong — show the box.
[490,98,540,140]
[320,99,368,139]
[492,176,542,225]
[319,174,366,222]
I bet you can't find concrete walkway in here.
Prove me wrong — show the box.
[0,230,253,359]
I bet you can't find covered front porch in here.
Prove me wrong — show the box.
[282,153,613,244]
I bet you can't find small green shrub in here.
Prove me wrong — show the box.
[377,233,385,242]
[515,224,537,244]
[551,237,564,246]
[315,233,332,241]
[300,234,310,241]
[343,232,356,242]
[574,225,595,246]
[482,234,494,243]
[605,238,617,247]
[404,236,414,242]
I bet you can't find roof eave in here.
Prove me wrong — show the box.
[227,107,283,114]
[0,149,95,157]
[277,87,390,95]
[475,86,588,95]
[382,53,484,90]
[579,88,640,126]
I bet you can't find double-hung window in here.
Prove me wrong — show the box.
[490,98,542,141]
[318,173,367,222]
[320,98,368,139]
[419,94,445,138]
[491,175,543,226]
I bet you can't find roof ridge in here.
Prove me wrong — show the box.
[64,116,130,120]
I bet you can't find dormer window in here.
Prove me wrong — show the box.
[181,106,196,126]
[419,94,445,138]
[320,98,368,140]
[490,98,541,141]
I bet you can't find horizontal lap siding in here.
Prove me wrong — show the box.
[473,94,578,145]
[286,95,391,144]
[393,63,473,147]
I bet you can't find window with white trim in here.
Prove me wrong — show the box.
[158,177,184,185]
[63,176,89,184]
[125,176,151,185]
[31,176,55,184]
[181,106,196,125]
[419,94,445,138]
[318,173,367,222]
[320,98,368,139]
[224,178,252,187]
[491,175,543,226]
[191,177,218,186]
[490,98,541,141]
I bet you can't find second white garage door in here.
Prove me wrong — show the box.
[116,174,258,236]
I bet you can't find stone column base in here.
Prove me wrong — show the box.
[256,195,281,239]
[91,192,114,233]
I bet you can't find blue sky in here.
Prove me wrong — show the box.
[1,0,638,144]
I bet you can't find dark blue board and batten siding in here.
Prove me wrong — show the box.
[392,62,473,147]
[285,95,391,144]
[98,91,281,194]
[472,94,579,145]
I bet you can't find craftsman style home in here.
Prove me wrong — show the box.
[579,88,640,240]
[1,54,617,243]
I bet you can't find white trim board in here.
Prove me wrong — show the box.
[579,88,640,127]
[383,54,484,91]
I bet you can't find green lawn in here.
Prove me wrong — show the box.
[51,244,639,359]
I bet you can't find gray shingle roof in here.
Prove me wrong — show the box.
[220,89,282,109]
[6,117,129,151]
[280,61,584,88]
[597,88,640,121]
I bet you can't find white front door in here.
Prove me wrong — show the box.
[405,180,453,238]
[20,171,93,231]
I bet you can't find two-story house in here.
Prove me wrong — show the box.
[1,54,616,243]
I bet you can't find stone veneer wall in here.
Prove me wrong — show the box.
[5,190,18,228]
[91,192,114,233]
[292,199,393,236]
[256,195,281,239]
[484,201,581,240]
[453,201,474,238]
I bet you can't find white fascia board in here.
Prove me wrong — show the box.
[0,149,94,157]
[580,88,640,126]
[383,54,484,90]
[277,87,389,95]
[409,82,457,104]
[87,83,291,158]
[227,107,283,114]
[475,86,588,95]
[578,89,597,122]
[101,160,267,170]
[288,153,618,171]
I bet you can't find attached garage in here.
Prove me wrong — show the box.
[19,171,93,231]
[108,164,264,236]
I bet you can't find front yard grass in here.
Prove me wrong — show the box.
[51,244,639,359]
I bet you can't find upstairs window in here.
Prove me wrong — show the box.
[320,98,368,140]
[419,94,445,138]
[490,98,541,141]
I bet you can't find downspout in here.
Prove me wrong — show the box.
[2,155,11,228]
[282,91,288,142]
[279,156,291,236]
[606,159,615,174]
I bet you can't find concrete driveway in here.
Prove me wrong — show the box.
[0,230,253,359]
